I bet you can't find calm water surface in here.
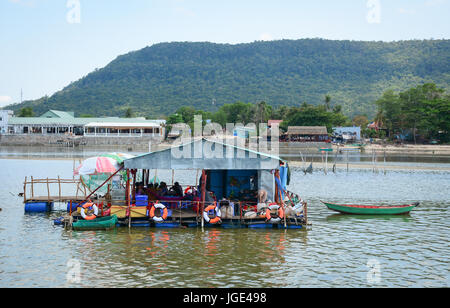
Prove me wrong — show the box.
[0,158,448,288]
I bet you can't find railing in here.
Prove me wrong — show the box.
[67,197,308,226]
[23,177,87,203]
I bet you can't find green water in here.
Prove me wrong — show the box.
[0,159,448,288]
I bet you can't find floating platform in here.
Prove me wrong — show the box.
[25,201,54,213]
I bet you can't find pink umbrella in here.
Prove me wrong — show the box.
[74,156,120,176]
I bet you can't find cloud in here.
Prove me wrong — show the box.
[8,0,37,7]
[424,0,447,7]
[398,8,416,15]
[174,6,196,18]
[259,33,274,41]
[0,96,12,107]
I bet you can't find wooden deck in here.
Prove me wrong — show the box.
[25,196,88,203]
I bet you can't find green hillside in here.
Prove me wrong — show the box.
[6,39,450,118]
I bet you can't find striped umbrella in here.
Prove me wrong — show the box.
[74,156,121,176]
[100,153,135,164]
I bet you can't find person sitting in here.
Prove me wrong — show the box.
[171,182,183,197]
[158,182,168,196]
[136,184,145,195]
[257,189,268,212]
[219,198,234,218]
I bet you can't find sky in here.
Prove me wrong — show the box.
[0,0,449,107]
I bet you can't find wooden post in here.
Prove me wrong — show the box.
[47,178,50,203]
[239,201,242,226]
[346,151,349,172]
[23,176,27,203]
[179,201,182,227]
[58,176,61,201]
[31,176,34,198]
[126,169,131,229]
[75,182,79,200]
[321,152,324,174]
[275,170,287,229]
[304,201,308,225]
[200,170,207,229]
[333,146,338,173]
[132,170,136,203]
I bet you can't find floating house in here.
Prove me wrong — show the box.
[62,138,307,230]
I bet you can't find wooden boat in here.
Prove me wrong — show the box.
[73,215,118,231]
[321,201,419,215]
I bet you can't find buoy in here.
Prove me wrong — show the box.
[203,204,222,224]
[265,203,284,224]
[150,203,169,222]
[80,203,98,220]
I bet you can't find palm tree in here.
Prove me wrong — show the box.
[125,107,134,118]
[324,95,332,111]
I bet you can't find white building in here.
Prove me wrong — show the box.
[6,110,166,140]
[0,110,14,134]
[332,126,362,142]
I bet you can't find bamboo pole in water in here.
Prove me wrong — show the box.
[346,151,349,172]
[23,177,27,204]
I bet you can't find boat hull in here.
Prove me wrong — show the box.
[115,217,305,229]
[73,215,119,231]
[322,202,419,215]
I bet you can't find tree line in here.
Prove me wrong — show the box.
[165,83,449,143]
[14,83,449,144]
[374,83,450,143]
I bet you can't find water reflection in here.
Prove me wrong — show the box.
[0,159,449,287]
[325,214,413,223]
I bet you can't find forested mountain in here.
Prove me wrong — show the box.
[6,39,450,118]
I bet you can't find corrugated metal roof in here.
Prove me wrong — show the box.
[268,120,283,126]
[85,122,160,128]
[40,110,75,119]
[287,126,328,135]
[124,138,282,170]
[9,117,165,126]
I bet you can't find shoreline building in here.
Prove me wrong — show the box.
[0,110,14,134]
[283,126,329,143]
[332,127,362,144]
[6,110,166,140]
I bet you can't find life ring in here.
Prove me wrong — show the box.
[80,203,98,221]
[184,187,193,195]
[265,203,284,224]
[203,204,222,224]
[150,203,169,222]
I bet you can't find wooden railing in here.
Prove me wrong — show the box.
[23,176,87,203]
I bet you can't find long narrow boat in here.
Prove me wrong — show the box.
[321,201,419,215]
